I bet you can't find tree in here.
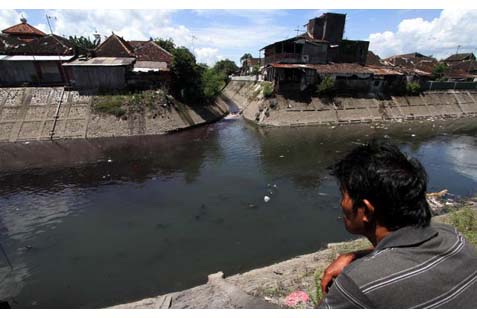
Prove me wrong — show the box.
[170,46,205,103]
[68,35,98,55]
[212,59,239,84]
[432,63,448,81]
[240,53,253,64]
[202,68,225,101]
[154,37,175,53]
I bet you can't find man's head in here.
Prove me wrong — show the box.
[331,140,431,233]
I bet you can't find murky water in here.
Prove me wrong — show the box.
[1,117,477,308]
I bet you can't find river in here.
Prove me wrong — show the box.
[1,116,477,308]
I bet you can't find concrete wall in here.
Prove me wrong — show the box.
[223,80,477,127]
[0,87,229,142]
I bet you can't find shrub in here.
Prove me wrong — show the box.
[94,95,126,117]
[405,82,422,96]
[316,76,335,96]
[262,82,274,98]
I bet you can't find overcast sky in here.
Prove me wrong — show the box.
[1,9,476,65]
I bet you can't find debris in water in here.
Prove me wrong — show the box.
[279,155,285,158]
[331,126,336,129]
[285,291,309,307]
[248,203,256,209]
[24,141,30,144]
[273,184,278,188]
[384,135,390,139]
[411,134,416,137]
[264,195,271,203]
[318,192,328,196]
[107,159,112,163]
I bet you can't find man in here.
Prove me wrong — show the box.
[318,140,477,309]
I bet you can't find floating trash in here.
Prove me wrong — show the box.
[107,159,112,163]
[264,195,270,203]
[279,155,285,158]
[24,141,30,145]
[411,134,416,137]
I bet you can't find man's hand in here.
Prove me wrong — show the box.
[321,248,374,295]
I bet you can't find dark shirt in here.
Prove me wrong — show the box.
[319,222,477,308]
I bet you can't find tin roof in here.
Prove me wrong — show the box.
[269,63,403,76]
[261,33,328,50]
[0,55,74,61]
[63,57,135,66]
[2,19,46,37]
[133,61,169,72]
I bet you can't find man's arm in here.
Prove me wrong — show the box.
[320,248,373,295]
[318,272,375,309]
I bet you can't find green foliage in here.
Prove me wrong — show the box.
[240,53,253,64]
[405,81,422,95]
[93,95,126,117]
[262,82,274,98]
[316,76,335,96]
[154,37,175,53]
[432,63,448,80]
[170,46,205,103]
[202,68,225,101]
[251,65,260,75]
[68,35,98,55]
[213,59,239,83]
[449,207,477,246]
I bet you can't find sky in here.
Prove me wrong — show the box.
[1,9,477,66]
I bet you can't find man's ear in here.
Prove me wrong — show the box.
[361,199,375,223]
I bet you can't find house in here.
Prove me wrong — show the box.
[443,53,477,77]
[64,34,172,90]
[261,12,371,92]
[63,34,136,89]
[127,40,172,89]
[0,19,76,86]
[382,52,437,84]
[241,57,263,75]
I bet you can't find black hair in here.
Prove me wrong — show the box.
[330,139,431,230]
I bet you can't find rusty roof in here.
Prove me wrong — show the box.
[133,61,169,71]
[63,57,135,66]
[366,50,386,67]
[2,19,46,37]
[269,63,403,76]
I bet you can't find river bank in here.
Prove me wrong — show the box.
[111,195,477,309]
[0,87,228,142]
[222,80,477,127]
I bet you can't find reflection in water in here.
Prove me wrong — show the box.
[0,118,477,308]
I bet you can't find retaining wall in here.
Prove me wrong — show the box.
[222,80,477,127]
[0,87,229,142]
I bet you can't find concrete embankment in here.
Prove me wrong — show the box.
[0,87,228,142]
[111,200,477,309]
[222,80,477,126]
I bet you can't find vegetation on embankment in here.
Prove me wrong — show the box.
[92,90,171,119]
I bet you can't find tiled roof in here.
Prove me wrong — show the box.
[131,41,172,64]
[366,51,385,67]
[444,53,476,62]
[2,20,46,36]
[0,34,24,54]
[8,34,75,56]
[95,34,135,58]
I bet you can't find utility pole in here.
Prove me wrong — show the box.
[456,45,462,55]
[46,14,56,35]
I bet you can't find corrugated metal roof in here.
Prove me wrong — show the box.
[133,61,169,72]
[269,63,403,76]
[63,57,135,66]
[0,55,74,61]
